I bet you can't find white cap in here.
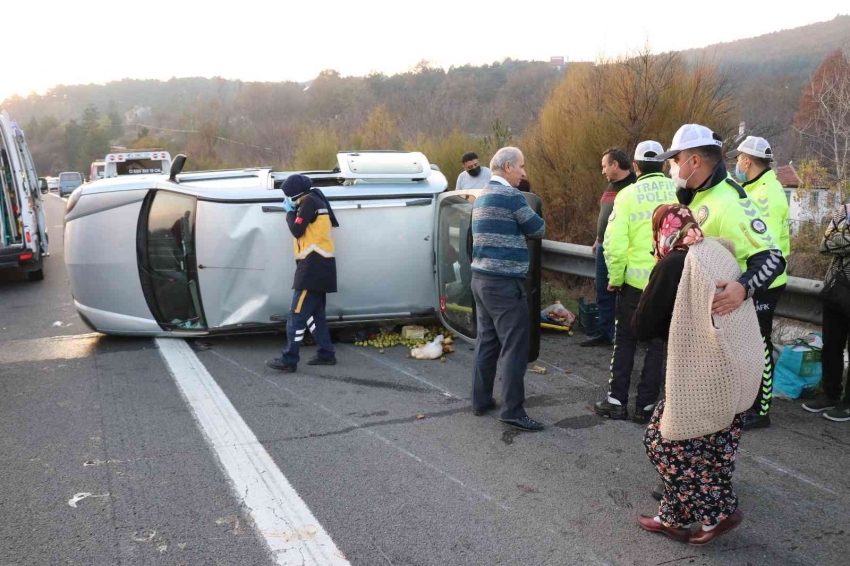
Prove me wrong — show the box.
[634,140,664,162]
[656,124,723,161]
[726,136,774,161]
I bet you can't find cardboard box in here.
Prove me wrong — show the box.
[402,325,426,340]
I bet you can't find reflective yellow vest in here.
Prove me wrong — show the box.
[292,194,336,260]
[743,169,790,288]
[690,177,778,276]
[604,172,677,289]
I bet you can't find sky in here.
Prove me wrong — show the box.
[0,1,847,101]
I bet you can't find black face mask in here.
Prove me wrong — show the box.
[468,166,482,177]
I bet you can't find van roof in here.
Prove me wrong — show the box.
[80,151,447,199]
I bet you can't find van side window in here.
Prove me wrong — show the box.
[145,191,206,329]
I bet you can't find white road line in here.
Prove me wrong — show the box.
[344,344,460,399]
[208,351,616,566]
[210,349,510,512]
[742,452,842,498]
[155,338,350,566]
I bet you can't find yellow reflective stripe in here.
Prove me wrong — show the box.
[294,244,336,260]
[294,290,307,314]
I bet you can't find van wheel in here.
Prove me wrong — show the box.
[27,268,44,281]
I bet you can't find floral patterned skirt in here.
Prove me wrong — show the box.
[643,400,744,528]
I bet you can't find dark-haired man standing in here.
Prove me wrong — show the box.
[456,151,491,190]
[595,141,676,422]
[582,148,636,347]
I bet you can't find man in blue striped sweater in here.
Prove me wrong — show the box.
[470,147,546,431]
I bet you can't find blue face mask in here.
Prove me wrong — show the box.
[734,163,747,183]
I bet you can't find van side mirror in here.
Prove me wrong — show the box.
[169,154,187,183]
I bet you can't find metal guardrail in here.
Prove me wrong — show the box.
[541,240,824,325]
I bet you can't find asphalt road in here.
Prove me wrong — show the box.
[0,193,847,565]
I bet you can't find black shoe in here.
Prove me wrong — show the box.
[306,356,336,366]
[500,415,545,431]
[742,409,770,430]
[632,404,655,424]
[594,399,628,420]
[823,402,850,422]
[472,399,496,416]
[651,482,665,501]
[265,358,296,372]
[580,335,613,348]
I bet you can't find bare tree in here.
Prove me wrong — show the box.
[794,47,850,200]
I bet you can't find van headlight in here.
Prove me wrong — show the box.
[64,186,84,232]
[65,186,83,216]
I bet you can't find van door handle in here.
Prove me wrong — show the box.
[262,206,286,212]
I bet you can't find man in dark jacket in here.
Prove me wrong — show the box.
[266,174,340,373]
[582,148,636,347]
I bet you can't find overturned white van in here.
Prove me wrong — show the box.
[63,151,543,358]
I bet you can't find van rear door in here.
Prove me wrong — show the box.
[434,189,542,362]
[14,125,48,255]
[0,112,45,258]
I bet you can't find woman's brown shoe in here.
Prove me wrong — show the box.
[689,510,744,546]
[637,515,689,542]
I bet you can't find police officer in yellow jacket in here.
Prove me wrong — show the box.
[659,125,787,415]
[595,141,677,423]
[266,174,340,373]
[727,136,790,428]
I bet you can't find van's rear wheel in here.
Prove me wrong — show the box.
[27,268,44,281]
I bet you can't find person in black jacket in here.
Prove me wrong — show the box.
[266,174,340,373]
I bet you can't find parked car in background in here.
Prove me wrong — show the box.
[47,177,60,192]
[62,151,543,359]
[0,110,49,281]
[59,172,83,196]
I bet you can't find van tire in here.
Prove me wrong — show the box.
[27,268,44,281]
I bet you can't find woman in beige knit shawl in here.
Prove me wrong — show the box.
[632,204,763,546]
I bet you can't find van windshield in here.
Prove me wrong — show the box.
[60,173,81,182]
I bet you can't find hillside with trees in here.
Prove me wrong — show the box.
[682,15,850,155]
[2,15,848,247]
[3,60,563,178]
